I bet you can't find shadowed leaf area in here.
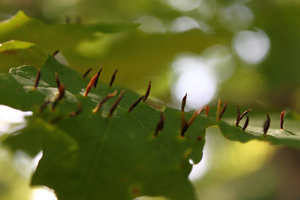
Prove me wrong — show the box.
[1,40,300,200]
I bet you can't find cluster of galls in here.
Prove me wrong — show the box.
[34,65,285,137]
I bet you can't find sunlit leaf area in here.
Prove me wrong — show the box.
[1,0,300,199]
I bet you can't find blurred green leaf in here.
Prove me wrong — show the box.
[0,11,139,72]
[0,11,225,96]
[0,40,47,72]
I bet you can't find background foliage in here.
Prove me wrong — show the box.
[1,0,300,199]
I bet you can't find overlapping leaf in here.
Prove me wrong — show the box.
[0,11,139,72]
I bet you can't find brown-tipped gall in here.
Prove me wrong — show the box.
[188,108,203,127]
[65,16,70,24]
[57,84,65,101]
[216,99,222,121]
[235,107,252,127]
[93,90,118,113]
[50,114,64,124]
[84,71,101,96]
[235,105,240,126]
[181,120,188,137]
[263,113,271,135]
[142,81,151,102]
[51,100,59,112]
[180,97,187,127]
[53,50,59,56]
[280,111,285,130]
[217,100,228,121]
[70,102,83,117]
[93,67,102,88]
[154,112,165,137]
[128,95,144,113]
[34,68,41,90]
[182,108,203,136]
[239,108,252,122]
[76,16,82,24]
[205,105,209,116]
[38,98,50,113]
[55,72,60,88]
[52,83,65,112]
[109,69,118,87]
[181,93,187,112]
[82,68,92,79]
[242,116,249,131]
[108,90,124,117]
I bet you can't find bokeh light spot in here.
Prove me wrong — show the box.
[171,54,217,110]
[163,0,202,12]
[170,16,213,33]
[233,29,270,65]
[134,16,166,34]
[219,5,254,32]
[202,45,236,83]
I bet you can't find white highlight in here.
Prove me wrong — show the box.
[164,0,202,12]
[170,16,213,33]
[135,16,166,34]
[171,54,217,110]
[171,17,200,32]
[32,188,57,200]
[233,29,270,65]
[0,105,32,135]
[202,45,236,83]
[219,5,254,32]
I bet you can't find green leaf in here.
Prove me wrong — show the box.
[0,41,300,200]
[1,42,300,199]
[2,117,42,157]
[0,53,206,200]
